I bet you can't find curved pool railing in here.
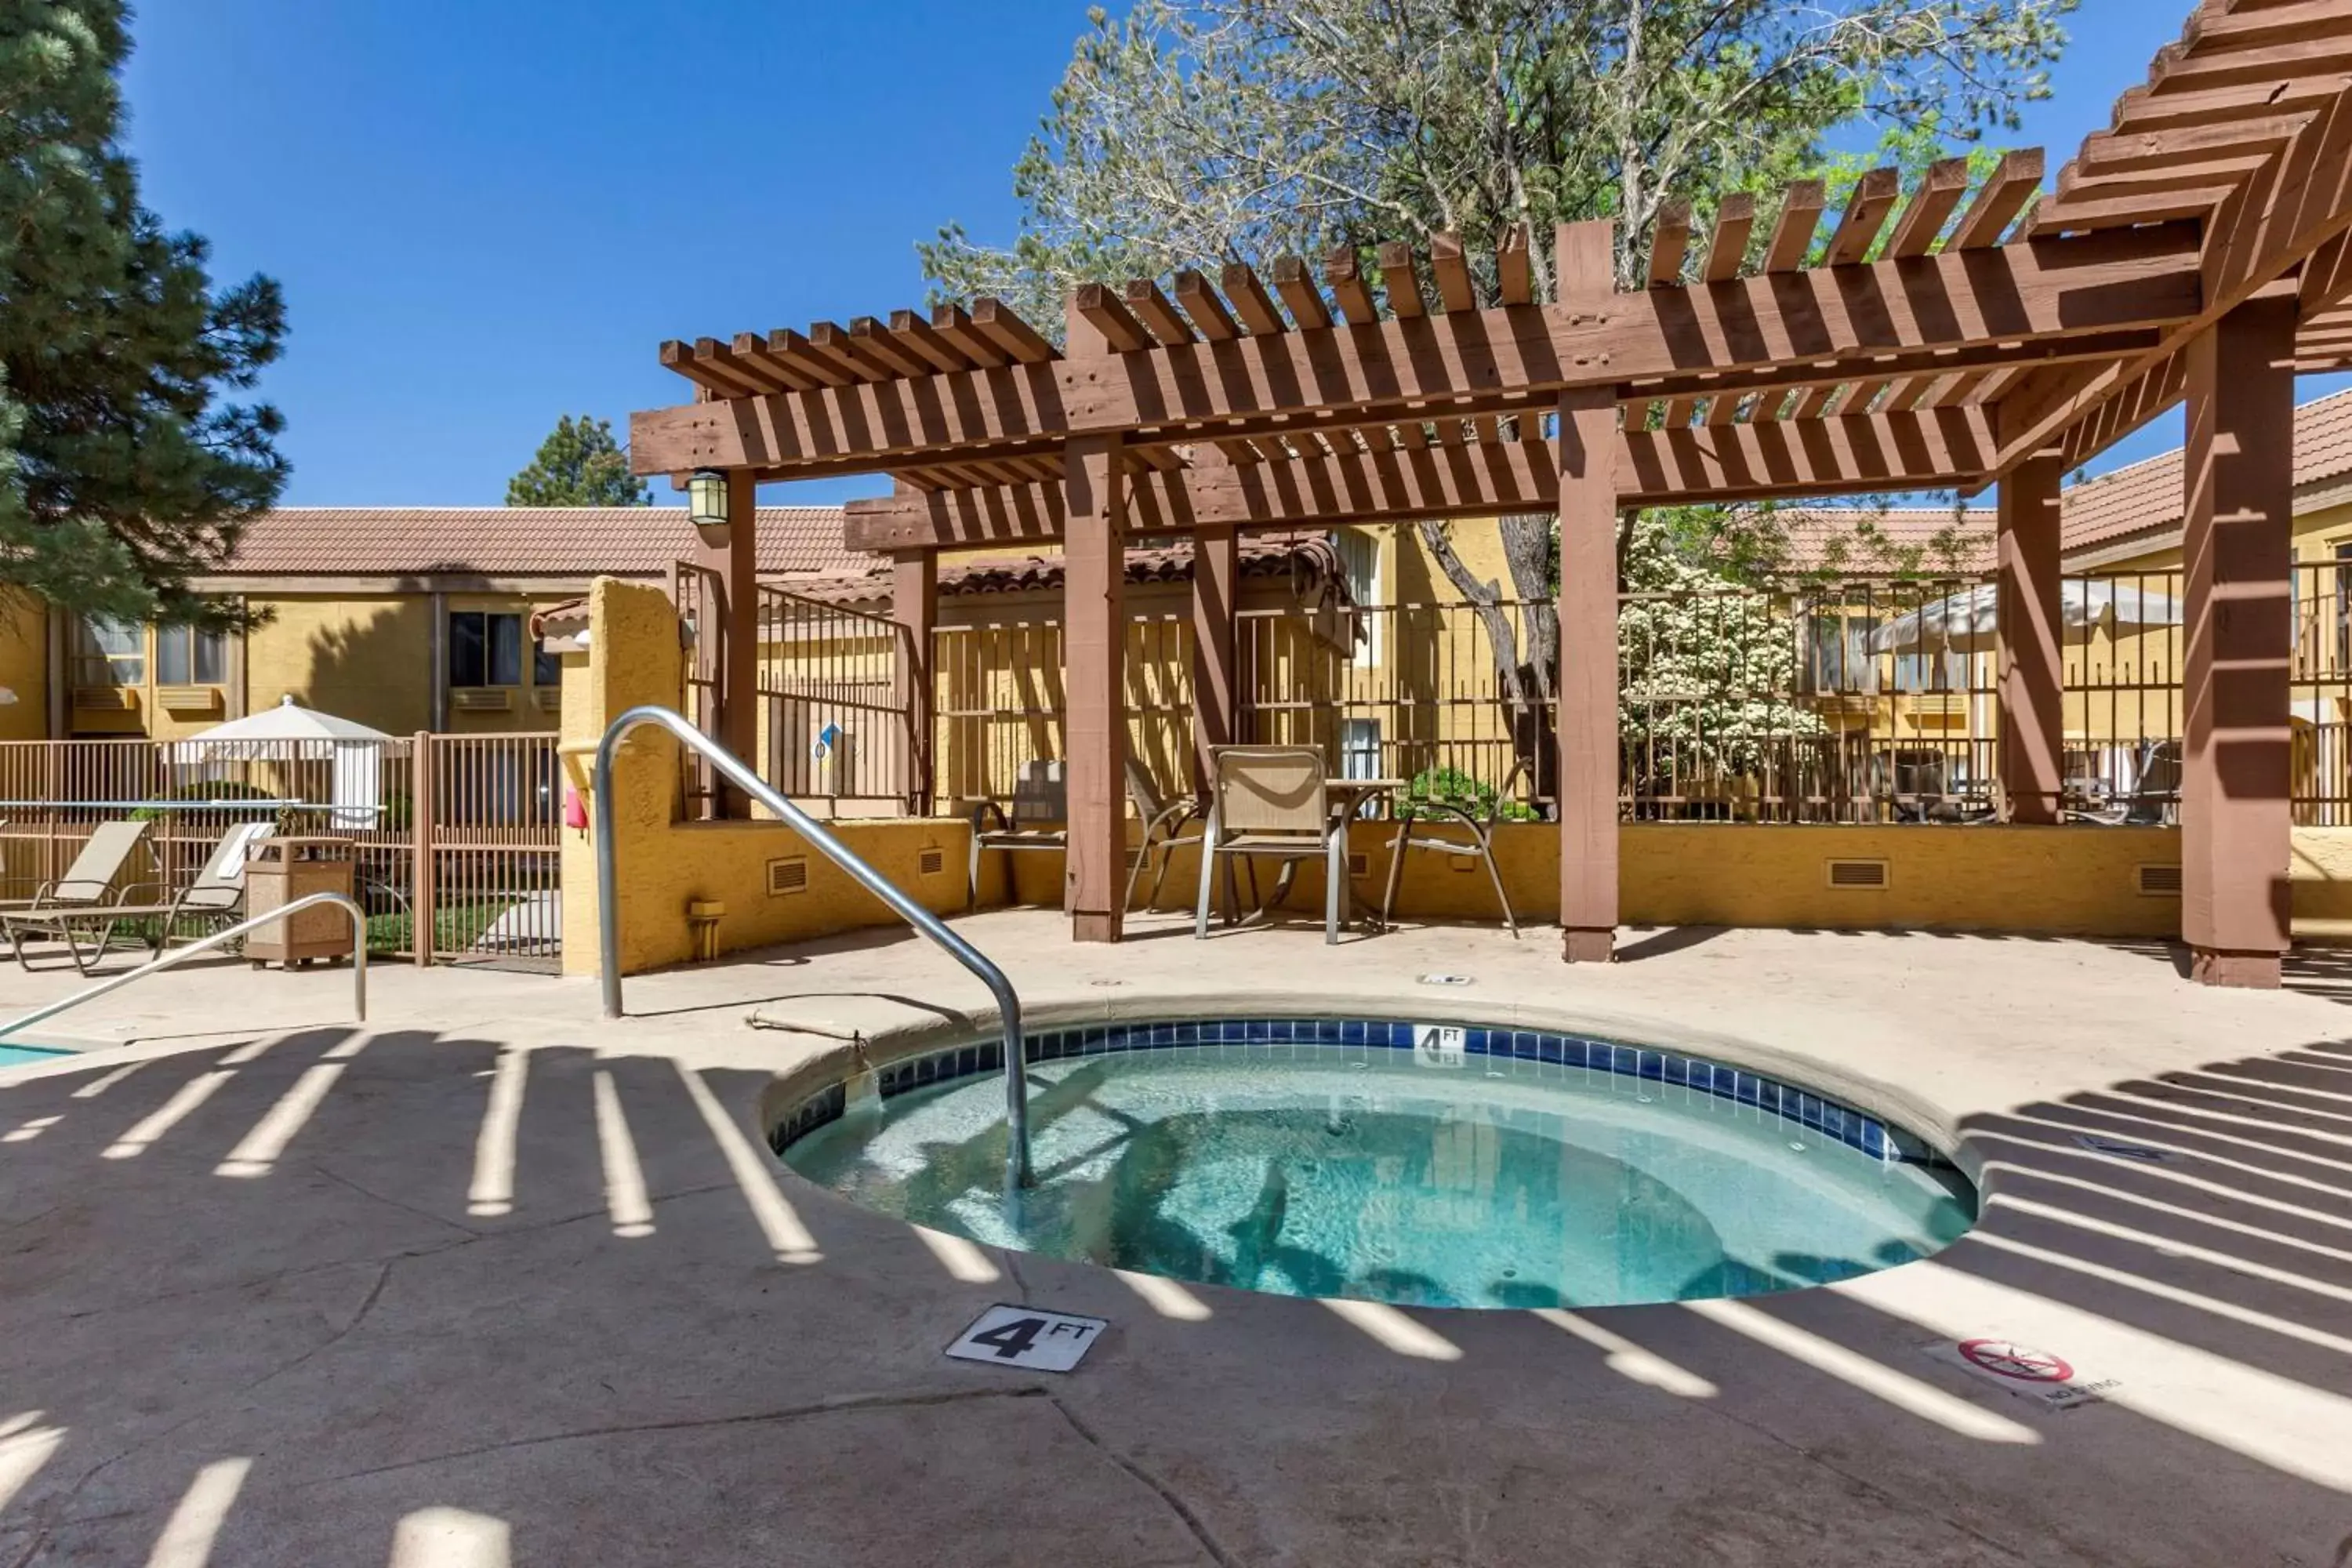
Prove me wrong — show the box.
[0,891,368,1044]
[591,705,1032,1189]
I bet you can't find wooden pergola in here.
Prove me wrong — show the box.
[631,0,2352,987]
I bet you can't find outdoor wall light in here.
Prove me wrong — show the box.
[688,468,731,545]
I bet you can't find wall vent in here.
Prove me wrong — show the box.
[1348,852,1370,877]
[2136,862,2184,897]
[768,856,810,896]
[1824,858,1889,890]
[918,847,946,877]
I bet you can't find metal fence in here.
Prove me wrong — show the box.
[754,583,917,811]
[932,613,1195,807]
[0,732,561,969]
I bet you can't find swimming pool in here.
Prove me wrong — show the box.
[775,1018,1973,1309]
[0,1044,69,1071]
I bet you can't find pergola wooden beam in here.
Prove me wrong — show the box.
[633,223,2201,476]
[837,407,1998,550]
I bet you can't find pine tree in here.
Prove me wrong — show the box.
[506,415,650,506]
[0,0,289,632]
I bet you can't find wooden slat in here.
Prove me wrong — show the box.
[690,338,781,397]
[888,310,973,374]
[1497,227,1533,304]
[727,333,818,391]
[1326,248,1378,324]
[1824,168,1902,266]
[929,305,1009,370]
[761,328,853,388]
[1763,180,1827,271]
[1431,233,1476,312]
[971,298,1058,363]
[807,321,891,382]
[1952,149,2045,248]
[1704,193,1758,282]
[1377,241,1425,318]
[1647,199,1693,286]
[1661,397,1697,427]
[1886,158,1973,259]
[659,339,743,397]
[848,317,931,378]
[1221,263,1286,335]
[1173,270,1240,339]
[1075,285,1152,352]
[1270,256,1332,329]
[1123,280,1196,347]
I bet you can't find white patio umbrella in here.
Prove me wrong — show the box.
[1867,580,2184,655]
[175,695,396,827]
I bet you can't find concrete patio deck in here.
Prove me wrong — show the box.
[2,913,2350,1566]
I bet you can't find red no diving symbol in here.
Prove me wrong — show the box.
[1959,1338,2075,1383]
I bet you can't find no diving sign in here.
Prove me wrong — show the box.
[947,1305,1107,1373]
[1926,1337,2118,1410]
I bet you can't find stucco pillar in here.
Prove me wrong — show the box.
[1556,221,1621,964]
[2183,290,2297,988]
[893,550,936,814]
[1997,444,2065,824]
[1063,433,1128,942]
[1189,524,1239,793]
[693,470,760,817]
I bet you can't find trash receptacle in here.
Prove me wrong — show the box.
[244,836,358,967]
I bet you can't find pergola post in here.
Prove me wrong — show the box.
[693,470,760,818]
[1064,432,1129,942]
[2182,290,2298,988]
[892,550,937,815]
[1555,220,1621,964]
[1189,524,1240,792]
[1997,441,2066,825]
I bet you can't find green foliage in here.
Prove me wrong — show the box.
[920,0,2074,320]
[1617,511,1824,781]
[506,415,649,507]
[1403,766,1537,823]
[0,0,289,631]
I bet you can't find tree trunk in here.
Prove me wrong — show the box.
[1417,516,1559,799]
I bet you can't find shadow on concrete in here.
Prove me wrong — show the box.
[1613,924,1730,963]
[5,1017,2352,1563]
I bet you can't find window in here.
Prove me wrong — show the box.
[1890,648,1966,695]
[156,626,225,686]
[450,611,523,687]
[532,639,562,688]
[1804,613,1875,694]
[1341,717,1382,781]
[1331,528,1381,666]
[74,619,143,688]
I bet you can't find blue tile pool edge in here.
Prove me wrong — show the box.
[765,1019,1947,1170]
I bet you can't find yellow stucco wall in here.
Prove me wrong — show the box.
[561,577,978,978]
[0,594,49,742]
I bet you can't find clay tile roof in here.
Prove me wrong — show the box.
[211,506,869,579]
[1771,507,1996,575]
[2060,389,2352,557]
[717,533,1352,612]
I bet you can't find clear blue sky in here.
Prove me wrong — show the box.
[119,1,2328,508]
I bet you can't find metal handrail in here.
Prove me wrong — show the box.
[592,706,1032,1188]
[0,891,368,1043]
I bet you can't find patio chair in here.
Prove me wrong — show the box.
[0,819,154,920]
[2069,740,2181,826]
[1377,760,1528,938]
[967,760,1065,909]
[4,822,274,975]
[1193,746,1354,946]
[1121,756,1207,913]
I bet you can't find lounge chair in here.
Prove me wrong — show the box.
[5,822,274,975]
[0,819,154,920]
[2069,740,2181,826]
[1377,760,1528,938]
[1194,746,1355,945]
[967,760,1066,909]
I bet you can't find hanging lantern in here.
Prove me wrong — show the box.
[688,469,731,546]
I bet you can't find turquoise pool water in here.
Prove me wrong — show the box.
[0,1044,68,1070]
[782,1032,1974,1309]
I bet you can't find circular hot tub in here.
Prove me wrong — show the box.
[771,1017,1973,1310]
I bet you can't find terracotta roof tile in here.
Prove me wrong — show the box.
[1773,507,1995,574]
[209,506,869,579]
[2060,388,2352,557]
[782,533,1349,610]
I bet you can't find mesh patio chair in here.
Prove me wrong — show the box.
[0,819,154,920]
[1193,746,1355,945]
[5,822,273,975]
[968,760,1065,909]
[2069,740,2182,826]
[1377,760,1528,938]
[1121,756,1207,913]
